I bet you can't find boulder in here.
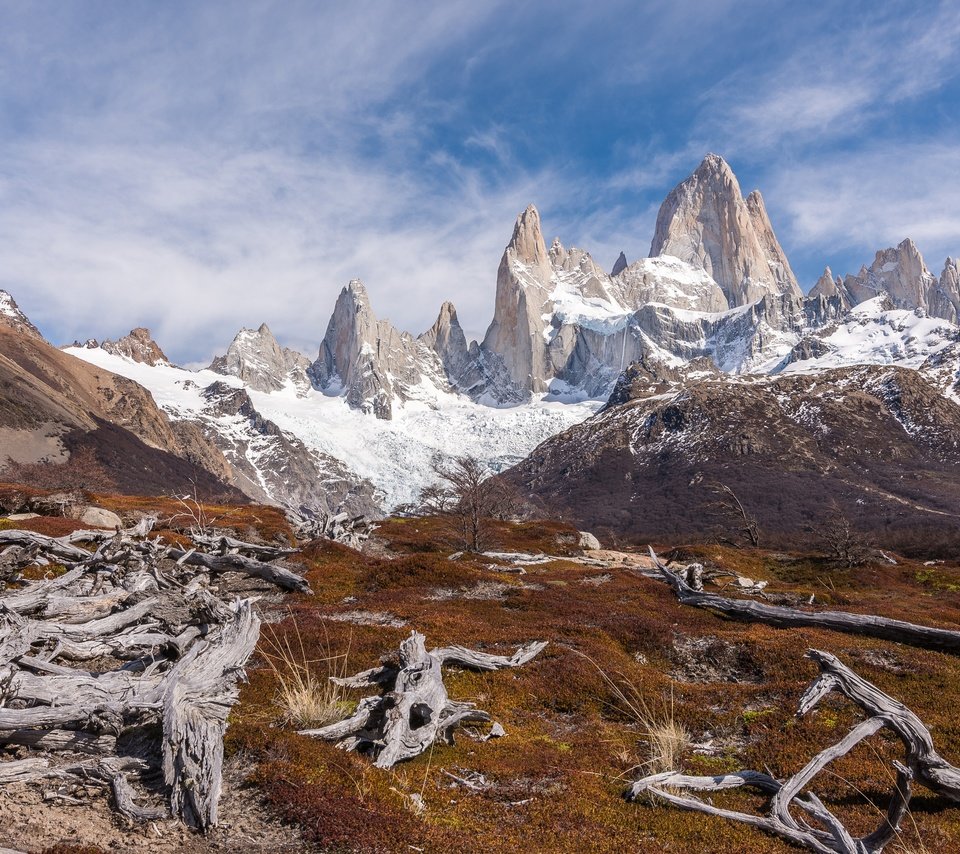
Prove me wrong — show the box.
[79,506,123,530]
[578,531,601,550]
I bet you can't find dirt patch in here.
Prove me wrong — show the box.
[670,633,764,684]
[0,755,312,853]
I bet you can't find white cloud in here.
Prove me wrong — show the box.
[768,142,960,272]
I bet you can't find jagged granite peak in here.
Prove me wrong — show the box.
[99,327,170,366]
[310,279,453,419]
[745,189,801,296]
[482,207,556,393]
[649,153,802,306]
[510,204,551,275]
[611,251,628,277]
[419,301,470,381]
[935,257,960,324]
[841,238,958,323]
[209,322,311,395]
[0,289,42,339]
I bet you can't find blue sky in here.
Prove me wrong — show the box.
[1,0,958,362]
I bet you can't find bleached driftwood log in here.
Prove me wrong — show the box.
[628,649,960,853]
[648,547,960,652]
[300,630,546,768]
[0,519,287,830]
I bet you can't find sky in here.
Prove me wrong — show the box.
[1,0,958,364]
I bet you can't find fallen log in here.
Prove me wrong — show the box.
[627,649,960,853]
[188,533,296,561]
[648,547,960,653]
[0,530,90,562]
[300,630,545,768]
[166,548,311,594]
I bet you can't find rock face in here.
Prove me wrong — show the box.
[611,251,628,277]
[209,323,311,394]
[309,280,452,419]
[649,154,802,307]
[0,294,241,500]
[841,240,960,323]
[481,205,555,393]
[195,382,381,516]
[99,328,170,366]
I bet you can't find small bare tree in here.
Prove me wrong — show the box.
[418,454,518,551]
[708,482,761,548]
[822,502,872,567]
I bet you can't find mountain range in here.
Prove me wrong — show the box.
[2,154,958,542]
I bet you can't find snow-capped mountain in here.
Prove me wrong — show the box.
[45,153,958,520]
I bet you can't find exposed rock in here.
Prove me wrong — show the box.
[0,301,240,499]
[195,381,381,516]
[808,266,850,307]
[310,280,453,419]
[100,328,169,366]
[578,531,601,550]
[613,256,728,313]
[0,290,42,339]
[209,323,311,395]
[611,251,628,277]
[481,205,555,394]
[649,154,802,306]
[505,363,960,544]
[79,506,123,529]
[842,239,958,323]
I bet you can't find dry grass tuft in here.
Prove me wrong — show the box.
[260,617,354,729]
[575,649,691,774]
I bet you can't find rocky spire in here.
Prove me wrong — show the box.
[841,238,954,320]
[648,154,801,306]
[611,251,628,277]
[209,322,311,394]
[101,327,170,366]
[419,301,474,389]
[935,257,960,324]
[311,280,454,419]
[508,204,551,276]
[481,205,556,394]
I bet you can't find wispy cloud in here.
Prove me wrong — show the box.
[768,141,960,272]
[0,1,957,359]
[701,2,960,153]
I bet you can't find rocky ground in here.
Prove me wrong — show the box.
[3,491,960,852]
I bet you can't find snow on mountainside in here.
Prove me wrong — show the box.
[65,345,598,510]
[780,297,959,375]
[49,153,959,519]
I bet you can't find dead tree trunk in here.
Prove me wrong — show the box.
[648,547,960,653]
[0,520,293,830]
[627,649,960,853]
[299,630,546,768]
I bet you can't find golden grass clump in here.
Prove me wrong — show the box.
[260,618,354,730]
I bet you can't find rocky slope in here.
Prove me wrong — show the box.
[193,382,380,515]
[505,362,960,546]
[0,295,241,499]
[209,323,312,395]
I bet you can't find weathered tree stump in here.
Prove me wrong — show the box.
[300,630,546,768]
[0,520,285,830]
